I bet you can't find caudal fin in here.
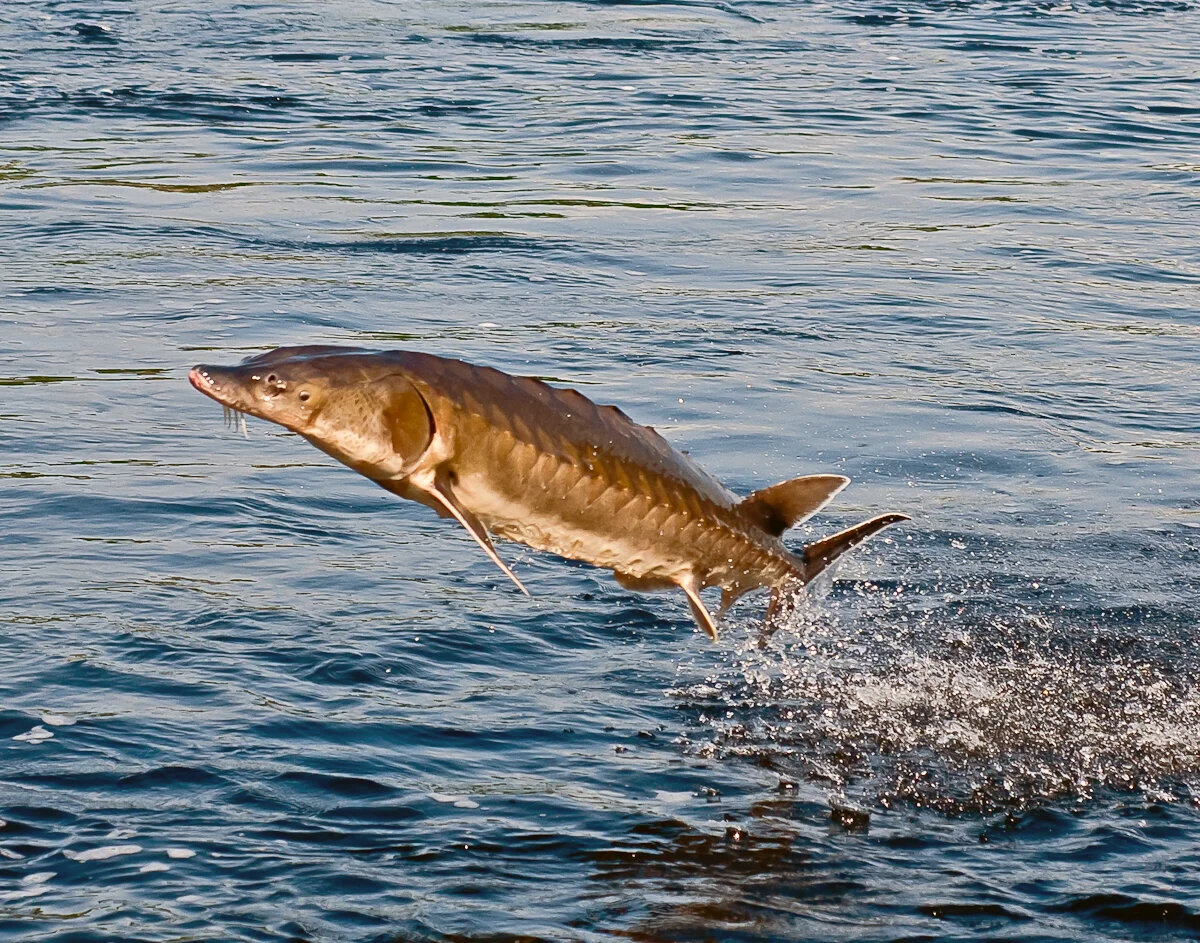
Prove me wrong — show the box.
[761,511,909,634]
[802,512,909,583]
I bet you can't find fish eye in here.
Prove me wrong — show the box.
[267,374,278,384]
[299,391,310,402]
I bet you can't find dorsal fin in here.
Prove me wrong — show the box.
[738,474,850,537]
[802,513,910,583]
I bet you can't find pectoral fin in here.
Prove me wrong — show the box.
[678,578,719,642]
[422,474,530,596]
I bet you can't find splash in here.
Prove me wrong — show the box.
[675,578,1200,814]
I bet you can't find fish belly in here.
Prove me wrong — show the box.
[453,465,701,584]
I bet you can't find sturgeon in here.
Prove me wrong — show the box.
[188,346,907,640]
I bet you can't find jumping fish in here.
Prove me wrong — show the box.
[188,346,907,640]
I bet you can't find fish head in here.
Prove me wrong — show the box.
[190,346,434,478]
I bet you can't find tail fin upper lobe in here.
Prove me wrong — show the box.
[765,510,910,630]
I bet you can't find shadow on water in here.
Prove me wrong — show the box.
[583,805,866,943]
[573,799,1200,942]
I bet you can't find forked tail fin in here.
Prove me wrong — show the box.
[801,512,910,583]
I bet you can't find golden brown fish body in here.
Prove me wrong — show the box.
[189,346,907,640]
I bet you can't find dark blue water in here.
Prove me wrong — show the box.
[2,1,1199,939]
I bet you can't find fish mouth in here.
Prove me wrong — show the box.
[188,365,223,398]
[190,365,249,437]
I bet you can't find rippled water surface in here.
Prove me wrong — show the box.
[2,1,1199,939]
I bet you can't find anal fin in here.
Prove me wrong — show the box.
[421,473,531,596]
[717,587,741,618]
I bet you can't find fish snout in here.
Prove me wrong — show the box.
[188,365,214,393]
[189,364,242,409]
